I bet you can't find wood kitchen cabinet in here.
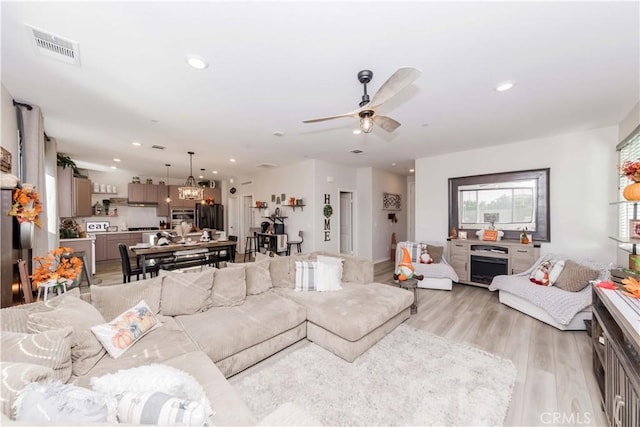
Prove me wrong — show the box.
[57,167,92,218]
[128,183,158,204]
[95,234,107,261]
[156,184,169,217]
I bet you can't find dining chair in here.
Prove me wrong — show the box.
[286,230,304,255]
[118,243,159,283]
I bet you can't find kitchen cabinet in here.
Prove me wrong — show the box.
[167,185,196,209]
[202,187,222,203]
[106,234,125,260]
[128,183,158,204]
[57,167,92,218]
[95,234,107,261]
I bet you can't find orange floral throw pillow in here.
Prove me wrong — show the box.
[90,300,160,359]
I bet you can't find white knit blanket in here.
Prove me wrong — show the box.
[488,254,611,325]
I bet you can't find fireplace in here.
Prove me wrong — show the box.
[470,255,508,285]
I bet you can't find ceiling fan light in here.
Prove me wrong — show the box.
[360,115,374,133]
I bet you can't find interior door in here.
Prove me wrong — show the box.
[239,195,253,252]
[227,196,239,241]
[340,191,353,254]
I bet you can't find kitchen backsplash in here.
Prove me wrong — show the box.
[77,205,165,230]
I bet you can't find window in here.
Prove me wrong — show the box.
[618,126,640,241]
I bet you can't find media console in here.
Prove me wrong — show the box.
[446,238,540,287]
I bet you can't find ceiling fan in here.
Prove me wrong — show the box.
[302,67,421,133]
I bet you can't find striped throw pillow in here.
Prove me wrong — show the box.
[117,392,207,426]
[399,242,426,263]
[295,261,318,292]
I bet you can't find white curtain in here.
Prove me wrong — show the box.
[17,104,54,257]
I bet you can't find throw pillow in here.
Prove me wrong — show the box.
[554,260,599,292]
[212,267,246,306]
[267,254,293,288]
[1,327,73,383]
[91,300,160,359]
[159,268,215,316]
[295,261,318,292]
[316,263,342,292]
[27,295,107,376]
[14,381,112,424]
[427,245,444,263]
[117,391,207,426]
[0,362,54,419]
[245,258,273,295]
[90,363,214,418]
[529,259,566,286]
[90,275,163,321]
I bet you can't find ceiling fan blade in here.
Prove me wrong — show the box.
[368,67,422,109]
[302,109,360,123]
[373,115,401,132]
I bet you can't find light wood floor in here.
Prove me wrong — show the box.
[93,259,607,426]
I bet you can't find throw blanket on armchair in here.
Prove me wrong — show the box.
[489,254,610,325]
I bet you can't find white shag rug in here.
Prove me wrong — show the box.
[234,324,516,426]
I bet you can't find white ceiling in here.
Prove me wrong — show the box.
[2,1,638,181]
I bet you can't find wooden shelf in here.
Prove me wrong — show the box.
[282,204,305,211]
[92,192,118,195]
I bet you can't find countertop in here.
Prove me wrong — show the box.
[88,229,162,235]
[60,237,95,241]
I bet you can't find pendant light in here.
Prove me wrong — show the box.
[178,151,204,200]
[165,163,171,203]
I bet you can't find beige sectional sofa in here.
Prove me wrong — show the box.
[1,251,413,425]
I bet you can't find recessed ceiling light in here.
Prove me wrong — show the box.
[495,81,515,92]
[110,165,117,169]
[185,54,208,70]
[409,168,415,173]
[391,163,397,167]
[150,119,159,123]
[229,158,236,163]
[273,131,285,137]
[212,170,218,174]
[352,129,362,135]
[113,158,121,162]
[198,175,204,179]
[131,141,142,146]
[421,123,429,127]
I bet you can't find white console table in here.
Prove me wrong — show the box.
[446,238,540,287]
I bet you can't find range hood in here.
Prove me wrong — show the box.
[109,197,158,207]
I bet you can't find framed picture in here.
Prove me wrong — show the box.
[630,220,640,239]
[382,192,401,211]
[458,231,468,240]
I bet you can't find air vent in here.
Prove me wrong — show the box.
[257,163,277,168]
[151,145,166,150]
[27,25,80,66]
[241,180,253,186]
[349,149,365,154]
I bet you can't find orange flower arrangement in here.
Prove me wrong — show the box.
[7,185,42,227]
[32,247,83,289]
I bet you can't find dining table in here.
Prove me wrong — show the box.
[129,240,237,277]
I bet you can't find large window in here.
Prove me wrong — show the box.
[618,126,640,240]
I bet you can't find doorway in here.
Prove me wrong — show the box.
[227,196,239,243]
[240,195,254,252]
[340,191,354,255]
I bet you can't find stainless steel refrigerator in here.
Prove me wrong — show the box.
[195,203,224,230]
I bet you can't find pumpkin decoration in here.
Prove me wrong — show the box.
[138,313,156,332]
[624,182,640,201]
[112,329,134,349]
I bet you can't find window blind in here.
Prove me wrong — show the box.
[618,127,640,240]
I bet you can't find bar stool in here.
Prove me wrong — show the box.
[243,228,261,262]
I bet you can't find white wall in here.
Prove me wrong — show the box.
[356,167,373,260]
[1,83,19,173]
[371,169,407,262]
[415,126,619,262]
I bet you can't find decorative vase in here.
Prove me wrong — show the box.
[624,182,640,201]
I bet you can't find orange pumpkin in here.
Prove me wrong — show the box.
[624,182,640,201]
[138,313,156,332]
[112,329,134,349]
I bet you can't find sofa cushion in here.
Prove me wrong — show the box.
[159,268,215,315]
[1,327,73,383]
[276,283,413,342]
[212,267,246,306]
[294,261,318,292]
[27,295,106,376]
[0,362,54,419]
[72,317,199,388]
[245,259,273,295]
[262,253,292,288]
[0,303,53,334]
[91,300,160,359]
[175,291,306,363]
[313,252,373,284]
[554,260,599,292]
[90,276,163,321]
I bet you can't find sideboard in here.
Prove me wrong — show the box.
[446,238,540,287]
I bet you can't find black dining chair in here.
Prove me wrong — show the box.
[118,243,159,283]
